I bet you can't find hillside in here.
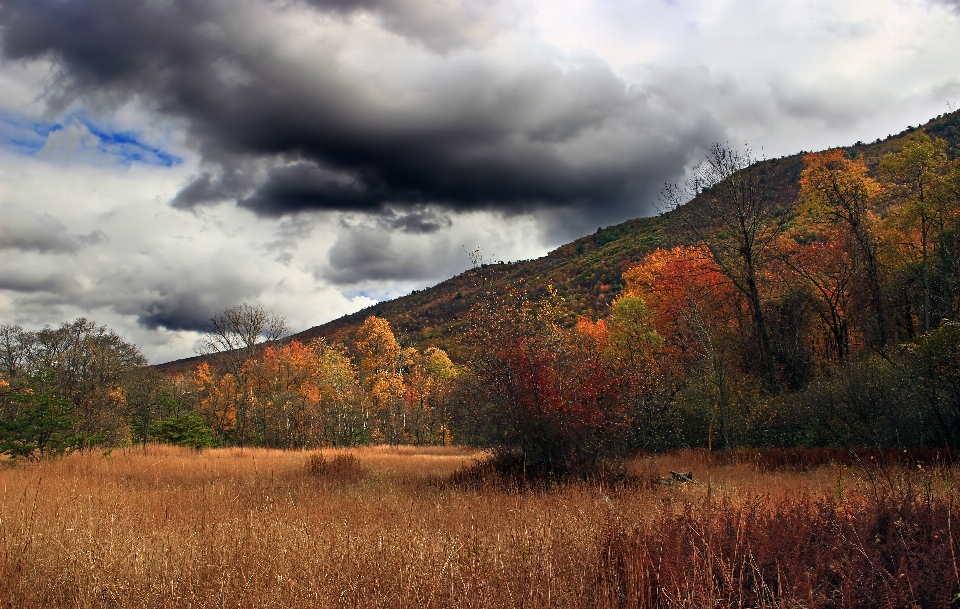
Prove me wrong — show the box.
[159,109,960,370]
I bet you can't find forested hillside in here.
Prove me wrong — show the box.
[277,110,960,358]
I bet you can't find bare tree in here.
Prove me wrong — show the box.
[196,303,289,376]
[660,143,785,390]
[196,304,289,447]
[0,324,34,379]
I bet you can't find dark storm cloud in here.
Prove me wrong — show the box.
[0,204,104,254]
[1,0,722,233]
[379,208,451,234]
[304,0,515,52]
[112,272,267,332]
[238,162,388,216]
[136,293,220,332]
[324,226,456,285]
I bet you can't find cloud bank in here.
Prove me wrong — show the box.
[1,0,720,232]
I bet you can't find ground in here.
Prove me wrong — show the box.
[1,446,956,608]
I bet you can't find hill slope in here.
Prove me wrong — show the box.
[159,109,960,370]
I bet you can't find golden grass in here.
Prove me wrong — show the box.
[1,446,957,608]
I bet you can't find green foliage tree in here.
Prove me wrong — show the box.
[150,411,216,450]
[0,319,147,446]
[0,377,82,459]
[124,367,174,449]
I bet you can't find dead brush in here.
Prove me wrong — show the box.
[306,450,363,480]
[596,464,960,608]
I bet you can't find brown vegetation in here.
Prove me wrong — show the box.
[2,446,957,608]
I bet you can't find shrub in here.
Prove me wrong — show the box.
[0,377,84,460]
[150,411,216,450]
[597,467,960,607]
[306,451,363,480]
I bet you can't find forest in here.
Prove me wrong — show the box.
[2,129,960,477]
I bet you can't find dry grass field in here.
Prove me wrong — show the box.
[1,446,957,608]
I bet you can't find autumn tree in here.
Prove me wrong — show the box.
[401,346,460,445]
[354,316,407,444]
[604,296,683,450]
[660,143,785,389]
[465,286,634,476]
[196,303,288,445]
[800,150,889,348]
[777,224,856,362]
[312,339,366,446]
[242,340,319,447]
[879,134,946,331]
[879,134,960,332]
[622,246,742,449]
[193,362,238,439]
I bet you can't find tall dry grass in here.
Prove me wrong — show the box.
[1,446,957,608]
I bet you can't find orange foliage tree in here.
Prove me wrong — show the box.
[193,362,237,439]
[465,287,638,476]
[242,340,320,448]
[800,149,889,347]
[622,246,742,449]
[776,224,857,362]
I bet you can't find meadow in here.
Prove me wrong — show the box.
[1,446,957,608]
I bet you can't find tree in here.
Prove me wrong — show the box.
[124,366,169,449]
[777,225,856,362]
[242,340,319,448]
[622,246,742,450]
[354,316,405,444]
[800,150,889,348]
[660,143,785,389]
[465,286,633,477]
[196,304,288,446]
[0,324,33,379]
[25,318,146,444]
[150,411,216,451]
[312,339,366,446]
[605,296,683,451]
[196,303,288,377]
[193,362,238,439]
[0,377,81,459]
[880,134,951,332]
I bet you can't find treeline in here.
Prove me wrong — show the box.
[0,315,462,455]
[2,133,959,473]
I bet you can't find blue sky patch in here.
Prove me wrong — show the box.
[0,111,182,167]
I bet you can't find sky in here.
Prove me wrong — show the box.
[1,0,959,364]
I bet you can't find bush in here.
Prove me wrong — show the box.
[597,466,959,608]
[0,377,85,460]
[463,291,636,480]
[150,411,216,450]
[306,451,363,480]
